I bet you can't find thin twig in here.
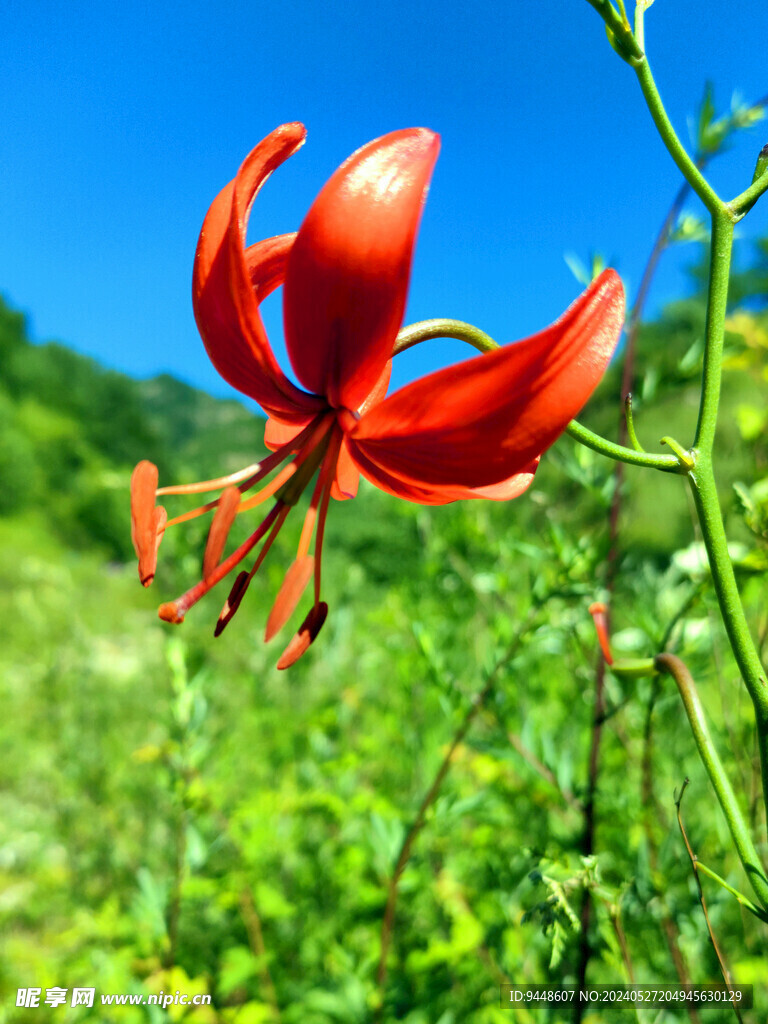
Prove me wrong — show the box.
[240,885,282,1020]
[207,803,283,1017]
[675,778,745,1024]
[573,650,607,1017]
[164,804,187,970]
[505,730,582,812]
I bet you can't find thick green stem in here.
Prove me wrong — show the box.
[687,463,768,805]
[655,654,768,910]
[581,0,768,879]
[693,213,734,452]
[684,205,768,831]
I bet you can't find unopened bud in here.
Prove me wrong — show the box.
[588,602,613,665]
[752,143,768,186]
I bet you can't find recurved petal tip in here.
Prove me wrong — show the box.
[277,602,329,670]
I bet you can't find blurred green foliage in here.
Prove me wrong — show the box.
[2,251,768,1024]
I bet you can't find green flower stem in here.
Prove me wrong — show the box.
[654,654,768,911]
[687,462,768,793]
[632,57,724,217]
[693,212,734,453]
[394,319,498,356]
[729,170,768,220]
[583,0,643,62]
[682,202,768,829]
[566,420,682,473]
[394,322,682,473]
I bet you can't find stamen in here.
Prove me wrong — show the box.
[159,503,283,623]
[264,427,342,643]
[163,456,296,530]
[156,414,329,498]
[237,462,297,513]
[215,571,249,636]
[264,556,315,642]
[215,505,290,636]
[296,462,328,560]
[166,497,222,529]
[160,414,332,526]
[277,603,329,670]
[156,463,261,496]
[236,413,335,516]
[130,460,167,586]
[203,486,241,579]
[312,431,342,605]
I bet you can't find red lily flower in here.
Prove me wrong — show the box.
[131,122,625,668]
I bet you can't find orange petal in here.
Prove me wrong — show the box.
[283,129,440,411]
[264,413,315,452]
[264,556,315,641]
[348,270,624,490]
[346,443,540,506]
[202,486,240,579]
[192,123,323,421]
[277,602,329,670]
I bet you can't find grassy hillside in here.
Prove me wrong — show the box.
[2,288,768,1022]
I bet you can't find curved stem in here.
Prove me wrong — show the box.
[655,654,768,911]
[632,57,725,216]
[566,420,682,472]
[394,319,498,356]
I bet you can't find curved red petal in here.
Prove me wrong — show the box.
[348,270,624,489]
[347,443,539,506]
[263,413,315,451]
[193,124,323,421]
[283,128,440,411]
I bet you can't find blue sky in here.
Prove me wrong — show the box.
[2,0,768,401]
